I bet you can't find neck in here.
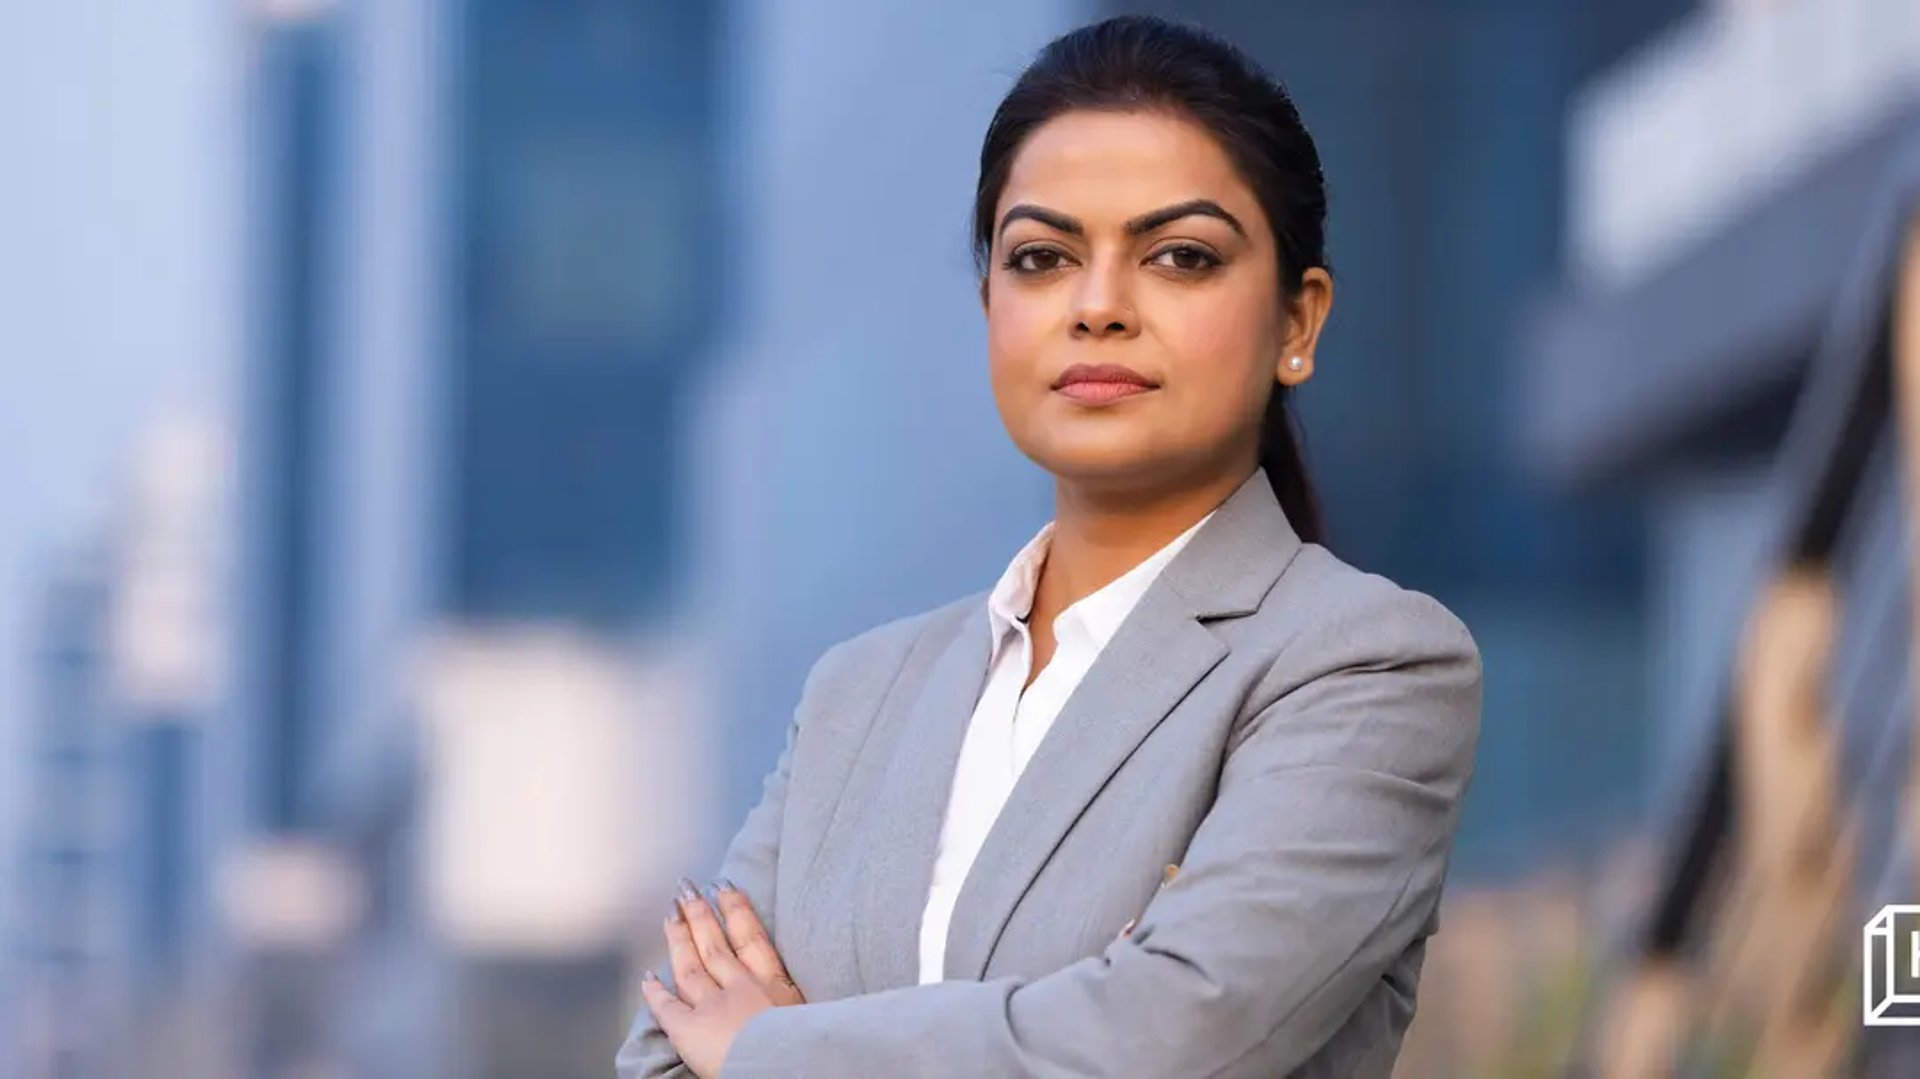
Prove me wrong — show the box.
[1030,460,1253,624]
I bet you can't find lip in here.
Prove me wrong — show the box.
[1052,362,1160,404]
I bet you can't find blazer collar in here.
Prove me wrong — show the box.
[850,466,1304,989]
[1155,463,1303,621]
[984,506,1217,667]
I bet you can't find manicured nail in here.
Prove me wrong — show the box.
[643,969,659,983]
[1118,917,1137,938]
[714,877,737,894]
[666,909,682,927]
[677,877,700,902]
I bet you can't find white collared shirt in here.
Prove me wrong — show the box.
[916,508,1216,984]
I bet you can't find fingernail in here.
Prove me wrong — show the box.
[1118,917,1137,937]
[715,877,737,894]
[677,877,700,902]
[643,969,658,983]
[666,909,682,927]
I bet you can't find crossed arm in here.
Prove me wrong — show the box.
[617,591,1482,1078]
[614,650,815,1079]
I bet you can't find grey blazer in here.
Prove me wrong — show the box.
[617,466,1482,1078]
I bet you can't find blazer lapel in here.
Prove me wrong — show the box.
[849,602,993,991]
[941,466,1302,981]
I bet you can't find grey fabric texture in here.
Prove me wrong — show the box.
[616,466,1482,1078]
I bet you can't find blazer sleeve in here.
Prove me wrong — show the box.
[717,587,1482,1079]
[614,641,845,1079]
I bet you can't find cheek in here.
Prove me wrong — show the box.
[985,291,1055,381]
[1156,287,1278,403]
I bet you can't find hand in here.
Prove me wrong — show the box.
[1116,863,1179,941]
[641,878,805,1078]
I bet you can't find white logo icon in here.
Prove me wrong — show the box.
[1864,904,1920,1025]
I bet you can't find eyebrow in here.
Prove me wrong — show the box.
[996,198,1248,240]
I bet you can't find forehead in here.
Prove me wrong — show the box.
[998,108,1261,226]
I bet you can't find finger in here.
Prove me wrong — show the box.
[714,882,794,989]
[640,970,691,1028]
[665,910,720,1003]
[677,879,749,986]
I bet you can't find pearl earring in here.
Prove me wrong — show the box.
[1286,355,1305,372]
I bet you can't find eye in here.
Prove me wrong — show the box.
[1148,244,1222,273]
[1004,245,1072,275]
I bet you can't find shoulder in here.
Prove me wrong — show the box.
[1264,542,1480,676]
[1233,543,1482,751]
[800,588,987,700]
[1231,543,1483,778]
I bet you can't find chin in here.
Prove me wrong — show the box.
[1025,442,1169,489]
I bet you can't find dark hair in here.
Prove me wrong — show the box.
[970,14,1329,546]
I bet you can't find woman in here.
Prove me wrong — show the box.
[618,14,1480,1078]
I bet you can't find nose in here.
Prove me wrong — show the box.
[1071,259,1137,339]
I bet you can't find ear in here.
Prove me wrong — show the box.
[1276,267,1334,387]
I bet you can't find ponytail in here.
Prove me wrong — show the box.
[1258,385,1325,546]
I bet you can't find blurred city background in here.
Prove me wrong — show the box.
[4,0,1920,1075]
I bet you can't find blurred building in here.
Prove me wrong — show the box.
[1522,0,1920,1072]
[13,549,121,1079]
[224,1,723,1075]
[9,416,227,1079]
[110,419,227,1077]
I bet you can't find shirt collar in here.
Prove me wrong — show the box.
[985,508,1216,663]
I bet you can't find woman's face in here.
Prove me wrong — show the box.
[982,108,1329,494]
